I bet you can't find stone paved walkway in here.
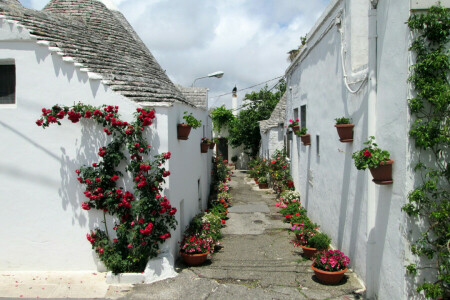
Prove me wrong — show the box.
[122,170,365,300]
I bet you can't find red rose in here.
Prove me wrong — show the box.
[75,170,81,174]
[113,238,118,243]
[81,202,91,210]
[163,171,170,177]
[92,163,98,167]
[127,244,133,249]
[36,119,44,126]
[110,175,119,182]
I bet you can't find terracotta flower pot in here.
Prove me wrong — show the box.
[311,264,348,284]
[300,244,320,259]
[200,143,209,153]
[292,125,300,133]
[181,251,209,266]
[335,124,354,142]
[369,159,394,185]
[258,182,268,189]
[300,134,311,146]
[209,142,216,149]
[177,124,192,140]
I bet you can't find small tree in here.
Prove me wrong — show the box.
[228,79,286,156]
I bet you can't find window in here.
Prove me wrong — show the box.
[293,107,299,121]
[300,105,306,128]
[0,62,15,105]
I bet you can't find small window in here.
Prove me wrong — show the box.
[0,63,15,104]
[316,135,320,156]
[300,105,306,128]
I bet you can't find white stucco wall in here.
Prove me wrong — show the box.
[0,23,211,272]
[285,0,412,299]
[259,127,285,159]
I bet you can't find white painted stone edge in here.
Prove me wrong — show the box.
[106,249,178,284]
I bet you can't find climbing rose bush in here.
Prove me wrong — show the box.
[36,103,177,274]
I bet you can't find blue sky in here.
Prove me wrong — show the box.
[18,0,330,108]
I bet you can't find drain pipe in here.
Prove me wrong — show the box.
[366,0,378,298]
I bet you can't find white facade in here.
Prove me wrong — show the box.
[0,20,211,273]
[285,0,416,299]
[259,127,285,159]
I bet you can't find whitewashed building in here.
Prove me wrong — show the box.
[259,93,286,159]
[0,0,212,280]
[283,0,444,299]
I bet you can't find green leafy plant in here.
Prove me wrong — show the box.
[352,136,390,170]
[335,117,352,124]
[36,104,177,274]
[403,5,449,299]
[290,220,318,246]
[258,176,268,183]
[182,111,202,129]
[201,138,210,144]
[296,127,308,136]
[308,233,331,250]
[288,118,299,128]
[210,105,235,133]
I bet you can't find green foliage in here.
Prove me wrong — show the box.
[352,136,390,170]
[335,117,352,124]
[404,5,450,298]
[308,233,331,250]
[258,176,268,183]
[296,127,308,136]
[268,149,294,194]
[211,105,235,133]
[227,79,286,156]
[182,111,202,129]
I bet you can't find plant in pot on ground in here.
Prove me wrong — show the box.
[312,250,350,284]
[301,232,331,259]
[178,111,202,140]
[335,117,354,142]
[280,202,305,222]
[179,235,211,266]
[296,127,311,145]
[258,176,269,189]
[352,136,393,184]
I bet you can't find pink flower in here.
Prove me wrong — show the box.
[127,244,133,249]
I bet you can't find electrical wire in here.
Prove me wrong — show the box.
[209,75,284,107]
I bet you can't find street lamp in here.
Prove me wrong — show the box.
[192,71,224,87]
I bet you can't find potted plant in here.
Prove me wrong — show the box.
[335,117,354,142]
[300,232,331,259]
[258,176,269,189]
[290,220,318,244]
[209,138,216,149]
[296,127,311,145]
[288,118,300,133]
[178,112,202,140]
[352,136,393,184]
[279,202,303,222]
[180,235,210,266]
[311,250,350,284]
[201,138,209,153]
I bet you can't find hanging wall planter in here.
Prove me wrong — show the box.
[335,124,354,142]
[369,159,394,184]
[292,125,300,134]
[352,136,393,185]
[177,124,192,140]
[300,134,311,146]
[334,117,354,142]
[201,142,209,153]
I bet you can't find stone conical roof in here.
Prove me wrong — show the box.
[259,93,286,132]
[0,0,189,104]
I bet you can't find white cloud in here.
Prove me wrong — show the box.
[18,0,331,108]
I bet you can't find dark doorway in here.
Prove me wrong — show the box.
[218,138,228,160]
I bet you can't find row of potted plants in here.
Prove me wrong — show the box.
[289,117,394,184]
[179,155,232,266]
[275,190,351,284]
[248,150,295,194]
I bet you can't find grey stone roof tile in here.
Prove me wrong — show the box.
[0,0,190,105]
[176,85,208,109]
[259,93,286,132]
